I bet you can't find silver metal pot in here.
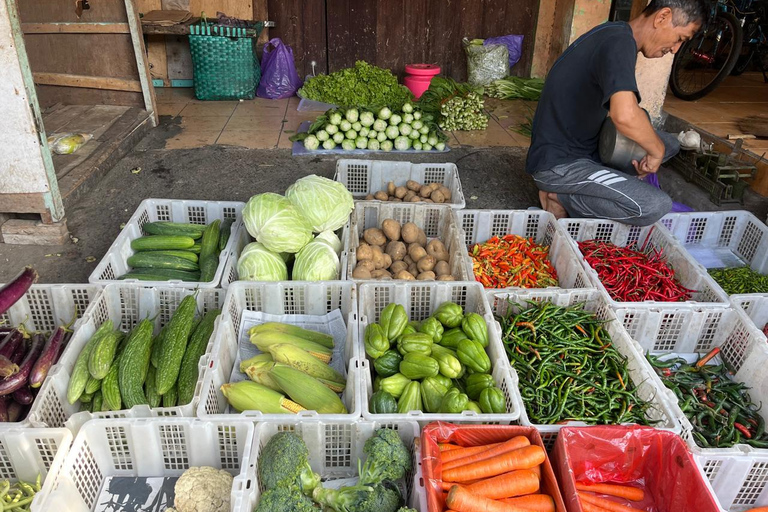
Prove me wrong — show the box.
[598,116,646,171]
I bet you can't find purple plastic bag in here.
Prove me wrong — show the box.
[644,173,694,212]
[483,35,524,69]
[257,38,302,99]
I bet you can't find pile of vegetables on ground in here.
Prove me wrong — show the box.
[166,466,233,512]
[0,475,42,511]
[66,295,220,412]
[292,104,449,152]
[498,301,652,425]
[238,175,352,282]
[485,76,545,101]
[353,220,455,281]
[648,349,768,448]
[578,240,694,302]
[120,219,231,282]
[437,437,552,512]
[709,266,768,294]
[418,77,489,131]
[469,235,558,289]
[0,267,71,422]
[365,179,454,204]
[221,322,347,414]
[366,302,505,415]
[298,61,413,110]
[254,428,415,512]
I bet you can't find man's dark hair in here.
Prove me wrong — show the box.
[643,0,711,27]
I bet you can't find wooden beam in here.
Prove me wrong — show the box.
[32,72,143,93]
[21,22,131,34]
[125,0,158,125]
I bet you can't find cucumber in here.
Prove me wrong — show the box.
[79,392,93,404]
[219,219,233,252]
[118,319,154,408]
[67,320,113,404]
[199,220,221,261]
[199,256,219,283]
[156,295,197,395]
[102,357,122,411]
[131,235,195,251]
[92,390,103,413]
[177,309,220,405]
[84,374,102,394]
[150,325,168,368]
[88,330,121,380]
[142,222,206,238]
[145,365,161,408]
[142,250,198,263]
[119,269,201,282]
[188,244,201,255]
[163,383,178,408]
[127,253,199,271]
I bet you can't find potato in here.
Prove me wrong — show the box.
[434,260,450,276]
[365,194,374,200]
[430,190,446,203]
[423,198,434,203]
[406,180,421,192]
[428,182,442,189]
[407,263,419,276]
[401,222,420,244]
[381,253,392,269]
[438,185,451,200]
[352,265,372,279]
[374,191,388,201]
[385,241,406,261]
[416,230,428,247]
[371,250,387,270]
[419,184,436,198]
[403,191,416,201]
[392,198,403,202]
[382,219,401,241]
[417,255,437,273]
[388,196,396,201]
[395,270,416,280]
[357,259,376,272]
[408,195,421,203]
[363,228,386,246]
[371,269,392,280]
[427,239,449,262]
[403,255,414,266]
[356,243,373,261]
[371,244,384,255]
[394,186,407,199]
[437,274,456,281]
[408,244,428,262]
[390,260,408,274]
[417,271,436,281]
[387,181,396,196]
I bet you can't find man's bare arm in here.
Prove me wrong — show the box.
[609,91,665,173]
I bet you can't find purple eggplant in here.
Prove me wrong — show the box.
[0,327,13,336]
[0,329,22,359]
[0,355,18,378]
[0,267,37,316]
[10,337,29,365]
[0,334,43,396]
[0,398,8,422]
[6,400,24,422]
[30,321,72,388]
[12,386,33,405]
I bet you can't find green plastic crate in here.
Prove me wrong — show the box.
[189,23,262,101]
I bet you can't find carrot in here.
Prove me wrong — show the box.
[443,445,546,483]
[502,494,556,512]
[442,442,504,463]
[580,500,614,512]
[443,437,531,470]
[575,483,644,502]
[446,485,531,512]
[530,465,541,480]
[441,443,464,452]
[466,470,540,499]
[579,492,648,512]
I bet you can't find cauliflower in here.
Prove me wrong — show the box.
[173,466,233,512]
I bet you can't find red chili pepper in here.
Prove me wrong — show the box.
[734,422,753,439]
[469,234,558,289]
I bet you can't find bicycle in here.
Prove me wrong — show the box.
[670,0,767,100]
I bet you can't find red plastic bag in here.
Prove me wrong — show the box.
[421,422,567,512]
[552,426,721,512]
[257,38,302,99]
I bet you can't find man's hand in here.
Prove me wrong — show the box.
[632,153,663,175]
[610,92,666,173]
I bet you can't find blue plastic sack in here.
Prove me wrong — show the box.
[257,38,302,99]
[483,35,524,69]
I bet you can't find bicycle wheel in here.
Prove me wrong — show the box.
[731,50,754,75]
[670,11,744,100]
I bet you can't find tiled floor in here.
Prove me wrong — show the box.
[663,72,768,152]
[153,87,534,150]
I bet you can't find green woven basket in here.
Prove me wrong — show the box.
[189,23,262,101]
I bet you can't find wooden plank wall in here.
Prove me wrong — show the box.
[17,0,145,108]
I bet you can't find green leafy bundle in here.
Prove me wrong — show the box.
[485,76,545,100]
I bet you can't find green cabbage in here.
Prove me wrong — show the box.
[292,239,340,281]
[243,193,313,254]
[285,175,354,233]
[237,242,288,281]
[316,230,342,254]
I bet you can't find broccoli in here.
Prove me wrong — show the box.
[313,481,403,512]
[258,432,321,496]
[397,508,418,512]
[359,429,411,485]
[255,485,317,512]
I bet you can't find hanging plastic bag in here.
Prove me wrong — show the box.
[257,38,302,99]
[464,38,508,87]
[483,35,524,69]
[46,133,93,155]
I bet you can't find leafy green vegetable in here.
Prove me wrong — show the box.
[485,76,545,100]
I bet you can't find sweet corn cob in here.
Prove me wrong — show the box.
[239,353,273,373]
[316,376,346,393]
[249,322,335,348]
[221,380,305,414]
[268,364,347,414]
[267,344,345,385]
[249,332,332,363]
[243,361,282,391]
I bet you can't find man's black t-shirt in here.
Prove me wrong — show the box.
[525,22,640,174]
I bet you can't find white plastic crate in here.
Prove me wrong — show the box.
[488,288,682,452]
[614,304,768,510]
[661,210,768,275]
[88,198,245,288]
[358,281,523,424]
[0,428,72,512]
[344,202,468,281]
[27,284,224,432]
[251,420,424,510]
[733,294,768,337]
[457,209,593,293]
[335,159,466,209]
[41,418,256,512]
[559,218,729,308]
[198,281,361,420]
[0,283,101,427]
